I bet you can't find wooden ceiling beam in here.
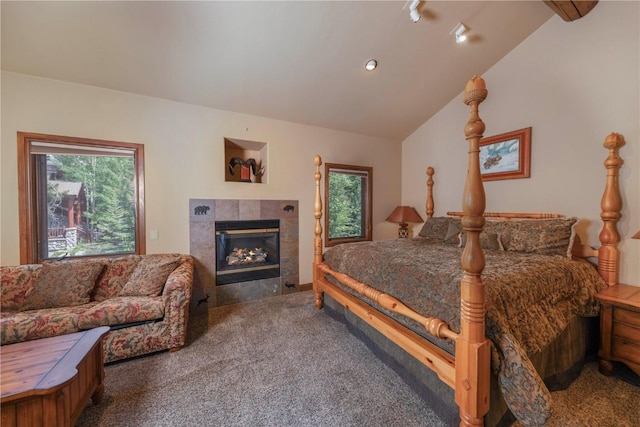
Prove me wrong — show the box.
[543,1,598,22]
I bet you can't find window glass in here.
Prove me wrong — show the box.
[324,163,372,247]
[18,133,145,263]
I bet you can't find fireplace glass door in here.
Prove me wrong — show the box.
[215,220,280,285]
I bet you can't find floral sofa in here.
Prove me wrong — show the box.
[1,253,193,363]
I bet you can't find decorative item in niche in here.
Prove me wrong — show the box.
[228,157,265,183]
[479,127,531,181]
[283,205,295,212]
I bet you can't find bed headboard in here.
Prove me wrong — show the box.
[430,132,625,288]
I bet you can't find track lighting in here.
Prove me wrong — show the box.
[408,0,420,23]
[451,22,469,43]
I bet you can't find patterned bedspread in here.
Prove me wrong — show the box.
[322,238,607,425]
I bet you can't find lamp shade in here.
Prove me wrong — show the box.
[386,206,423,224]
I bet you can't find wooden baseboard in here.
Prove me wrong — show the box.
[298,283,313,291]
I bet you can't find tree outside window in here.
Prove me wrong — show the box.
[324,163,372,247]
[18,133,145,263]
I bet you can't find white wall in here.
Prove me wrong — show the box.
[0,72,402,283]
[402,2,639,285]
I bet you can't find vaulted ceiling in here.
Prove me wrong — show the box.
[1,1,565,140]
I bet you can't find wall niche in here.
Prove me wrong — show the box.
[224,137,267,183]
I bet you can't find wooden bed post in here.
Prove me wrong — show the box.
[426,166,435,219]
[598,133,624,286]
[313,154,325,309]
[456,76,490,427]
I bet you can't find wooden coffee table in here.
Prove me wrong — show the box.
[1,326,109,427]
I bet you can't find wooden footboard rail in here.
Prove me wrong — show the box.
[314,261,457,388]
[316,263,458,341]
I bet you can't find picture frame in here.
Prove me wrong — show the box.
[479,127,531,181]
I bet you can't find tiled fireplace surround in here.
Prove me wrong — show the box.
[189,199,300,307]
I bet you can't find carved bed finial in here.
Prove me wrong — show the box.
[463,75,488,106]
[426,167,435,219]
[599,132,625,286]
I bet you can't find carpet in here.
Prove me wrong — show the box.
[77,291,446,426]
[77,291,640,427]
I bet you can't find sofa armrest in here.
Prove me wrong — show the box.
[161,255,194,348]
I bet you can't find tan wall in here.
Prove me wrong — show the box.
[0,72,402,283]
[402,2,639,284]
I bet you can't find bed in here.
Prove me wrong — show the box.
[311,76,625,426]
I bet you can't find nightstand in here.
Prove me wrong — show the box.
[596,284,640,376]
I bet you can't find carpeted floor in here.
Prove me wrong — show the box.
[77,291,640,427]
[513,361,640,427]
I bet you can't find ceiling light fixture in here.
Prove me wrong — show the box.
[451,22,469,43]
[408,0,421,23]
[365,59,378,71]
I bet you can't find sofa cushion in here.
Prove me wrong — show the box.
[0,265,39,311]
[102,321,170,364]
[21,261,105,310]
[92,255,143,302]
[78,296,165,329]
[0,304,96,345]
[119,255,180,297]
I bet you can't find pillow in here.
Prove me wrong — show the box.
[21,261,105,310]
[501,218,578,258]
[78,296,165,329]
[418,217,454,240]
[443,220,463,244]
[0,265,39,311]
[119,255,181,297]
[91,255,142,302]
[458,231,503,251]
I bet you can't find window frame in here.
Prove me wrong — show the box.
[17,132,146,264]
[324,162,372,248]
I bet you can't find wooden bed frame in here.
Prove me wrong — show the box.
[312,76,625,426]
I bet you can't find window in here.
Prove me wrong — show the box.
[18,132,145,263]
[324,163,372,247]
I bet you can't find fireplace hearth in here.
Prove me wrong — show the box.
[215,219,280,285]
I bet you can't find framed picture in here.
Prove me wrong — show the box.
[479,127,531,181]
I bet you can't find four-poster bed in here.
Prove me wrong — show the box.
[311,76,624,426]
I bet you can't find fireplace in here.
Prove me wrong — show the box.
[215,219,280,285]
[190,198,299,307]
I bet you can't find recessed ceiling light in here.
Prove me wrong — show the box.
[365,59,378,71]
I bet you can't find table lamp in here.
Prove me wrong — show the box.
[386,206,423,238]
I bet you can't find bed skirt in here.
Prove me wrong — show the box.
[322,293,598,427]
